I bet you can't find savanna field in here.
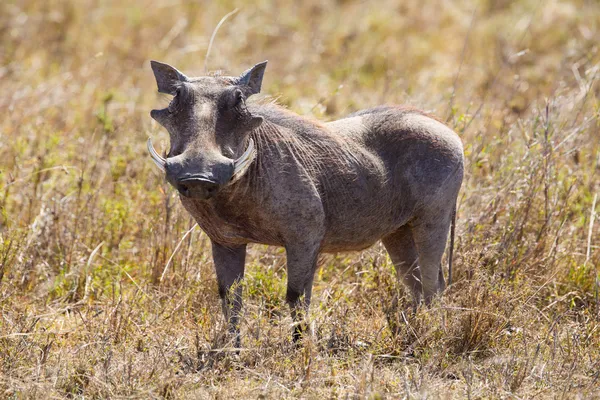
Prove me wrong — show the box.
[1,0,600,398]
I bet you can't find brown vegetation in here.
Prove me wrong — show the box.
[1,0,599,398]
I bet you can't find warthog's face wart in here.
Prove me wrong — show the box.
[149,61,267,199]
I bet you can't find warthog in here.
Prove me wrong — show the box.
[148,60,463,344]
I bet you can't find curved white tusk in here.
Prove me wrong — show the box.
[147,138,166,172]
[231,138,256,183]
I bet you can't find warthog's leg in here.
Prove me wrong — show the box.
[212,241,246,348]
[382,225,422,304]
[285,243,321,342]
[411,210,453,304]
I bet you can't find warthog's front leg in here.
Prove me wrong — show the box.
[285,243,321,342]
[212,241,246,348]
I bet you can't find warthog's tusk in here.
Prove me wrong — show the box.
[147,138,166,172]
[231,138,256,183]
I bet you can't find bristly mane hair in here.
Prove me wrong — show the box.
[242,102,382,206]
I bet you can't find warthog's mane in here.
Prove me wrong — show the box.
[242,102,381,203]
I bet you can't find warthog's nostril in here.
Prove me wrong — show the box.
[176,178,220,199]
[204,182,218,196]
[177,183,191,197]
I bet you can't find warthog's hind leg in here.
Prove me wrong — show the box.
[212,242,247,348]
[382,225,422,304]
[411,210,453,304]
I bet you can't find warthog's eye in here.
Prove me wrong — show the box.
[167,87,182,114]
[235,89,244,105]
[229,88,245,110]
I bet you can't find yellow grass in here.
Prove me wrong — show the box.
[1,0,599,398]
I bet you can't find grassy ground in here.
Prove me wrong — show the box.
[1,0,599,398]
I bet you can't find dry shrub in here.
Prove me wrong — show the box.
[1,0,599,398]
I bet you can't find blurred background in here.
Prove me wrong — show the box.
[1,0,599,397]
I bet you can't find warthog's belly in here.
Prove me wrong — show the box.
[317,180,414,254]
[320,207,411,253]
[320,238,380,253]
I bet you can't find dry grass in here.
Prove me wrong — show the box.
[1,0,600,398]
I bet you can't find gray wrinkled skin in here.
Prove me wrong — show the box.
[149,61,464,344]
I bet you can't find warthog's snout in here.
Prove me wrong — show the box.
[173,176,220,199]
[147,137,258,200]
[165,161,234,199]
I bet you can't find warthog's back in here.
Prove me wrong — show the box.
[236,104,462,253]
[314,106,462,252]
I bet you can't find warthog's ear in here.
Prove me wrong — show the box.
[237,61,267,95]
[150,60,189,95]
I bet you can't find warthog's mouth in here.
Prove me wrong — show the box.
[146,137,256,183]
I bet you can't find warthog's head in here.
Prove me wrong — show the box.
[148,61,267,199]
